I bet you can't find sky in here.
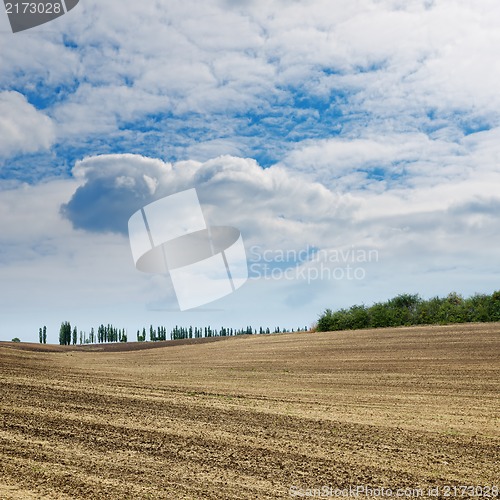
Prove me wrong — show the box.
[1,0,500,343]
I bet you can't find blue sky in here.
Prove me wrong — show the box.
[1,0,500,342]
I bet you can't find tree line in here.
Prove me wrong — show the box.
[58,322,128,345]
[316,291,500,332]
[36,290,500,344]
[52,322,308,345]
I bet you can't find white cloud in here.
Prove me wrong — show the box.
[63,153,352,251]
[0,92,55,159]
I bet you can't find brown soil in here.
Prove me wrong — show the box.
[1,324,499,499]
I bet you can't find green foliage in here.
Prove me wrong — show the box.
[349,305,370,329]
[11,337,21,343]
[317,290,500,332]
[59,321,71,345]
[368,302,394,327]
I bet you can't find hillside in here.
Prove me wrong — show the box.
[1,324,499,499]
[0,334,237,353]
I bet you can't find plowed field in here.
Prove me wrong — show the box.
[1,324,499,499]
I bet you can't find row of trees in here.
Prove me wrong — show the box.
[317,291,500,332]
[150,325,302,341]
[59,322,128,345]
[96,324,128,343]
[136,324,308,342]
[57,322,308,345]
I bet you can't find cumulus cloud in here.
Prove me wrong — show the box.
[0,92,55,159]
[61,154,352,253]
[60,152,500,272]
[61,155,174,234]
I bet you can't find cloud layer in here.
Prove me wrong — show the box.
[61,152,500,273]
[2,1,500,341]
[3,0,500,175]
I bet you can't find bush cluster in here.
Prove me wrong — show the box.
[317,291,500,332]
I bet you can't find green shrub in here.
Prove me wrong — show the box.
[317,291,500,332]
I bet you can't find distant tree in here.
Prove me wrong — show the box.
[488,290,500,321]
[386,293,421,326]
[43,326,47,344]
[368,303,393,328]
[349,305,370,329]
[72,326,77,345]
[39,327,43,343]
[59,323,64,345]
[317,309,334,331]
[11,337,20,343]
